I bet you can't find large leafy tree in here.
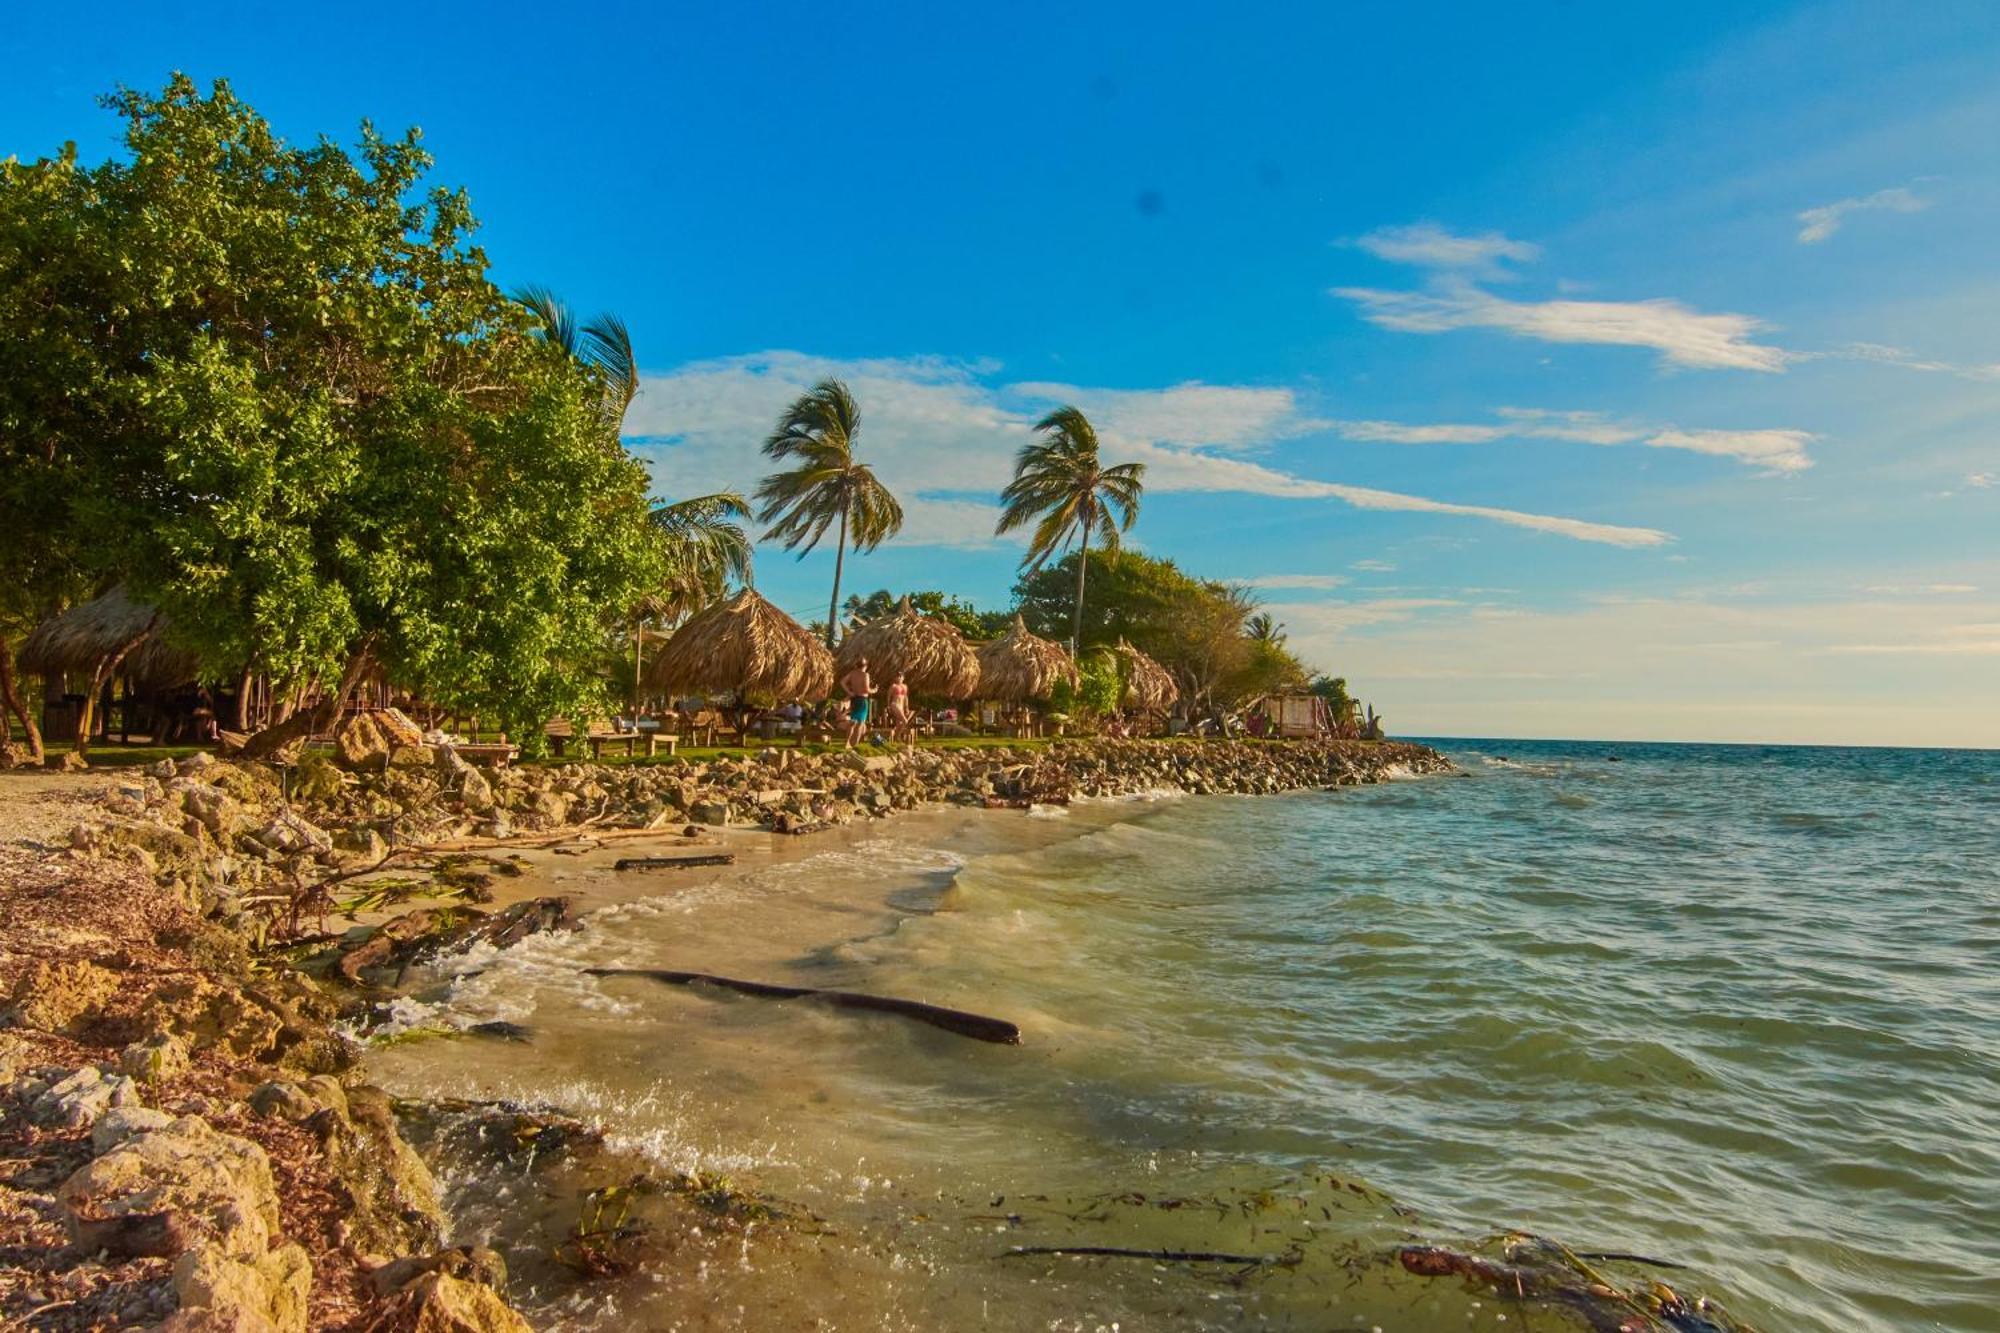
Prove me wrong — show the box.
[755,379,903,647]
[840,589,1007,640]
[1014,549,1310,709]
[0,75,660,757]
[995,406,1145,655]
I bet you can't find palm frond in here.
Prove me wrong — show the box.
[581,313,639,427]
[512,284,579,357]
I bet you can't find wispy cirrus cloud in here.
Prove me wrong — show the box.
[1331,409,1817,473]
[1240,573,1350,590]
[1796,185,1928,244]
[1335,280,1791,372]
[1834,342,2000,383]
[629,352,1678,550]
[1349,222,1539,276]
[1005,380,1327,451]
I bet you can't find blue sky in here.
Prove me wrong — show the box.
[8,2,1997,745]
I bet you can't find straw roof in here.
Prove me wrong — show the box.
[17,586,199,688]
[644,588,834,700]
[834,596,981,699]
[975,615,1077,703]
[1114,639,1179,712]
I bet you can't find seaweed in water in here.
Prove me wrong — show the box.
[1396,1233,1755,1333]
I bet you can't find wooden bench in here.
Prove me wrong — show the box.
[545,718,676,760]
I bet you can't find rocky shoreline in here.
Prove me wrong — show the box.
[1,737,1450,1330]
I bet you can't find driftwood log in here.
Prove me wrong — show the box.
[612,854,735,871]
[582,967,1021,1045]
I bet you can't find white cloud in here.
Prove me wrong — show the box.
[1351,559,1397,572]
[1334,280,1790,372]
[1240,573,1350,590]
[630,350,1674,550]
[1860,583,1979,595]
[1968,472,1995,489]
[1351,223,1540,275]
[1644,428,1816,474]
[1333,410,1816,473]
[1838,342,2000,382]
[1823,639,2000,655]
[1796,186,1928,244]
[1113,438,1673,547]
[1007,381,1325,450]
[1334,420,1513,444]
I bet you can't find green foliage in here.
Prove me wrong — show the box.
[1309,674,1358,722]
[1049,649,1122,717]
[1015,549,1312,708]
[0,74,661,737]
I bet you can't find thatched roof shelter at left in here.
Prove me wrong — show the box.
[17,586,198,689]
[645,588,834,701]
[975,615,1077,703]
[835,596,981,699]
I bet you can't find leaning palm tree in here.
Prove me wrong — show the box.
[514,285,639,439]
[995,406,1145,655]
[755,380,904,648]
[629,492,754,707]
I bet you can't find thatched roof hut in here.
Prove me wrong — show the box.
[975,615,1077,703]
[834,596,981,699]
[17,587,198,689]
[644,588,834,700]
[1114,639,1179,713]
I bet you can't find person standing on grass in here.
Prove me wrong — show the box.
[886,671,912,744]
[841,658,875,748]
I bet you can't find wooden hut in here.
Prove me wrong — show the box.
[644,588,834,702]
[1250,691,1335,739]
[17,587,197,743]
[1113,639,1179,717]
[834,596,980,699]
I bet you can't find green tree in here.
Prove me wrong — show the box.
[995,406,1145,655]
[0,75,661,758]
[842,588,1007,640]
[755,379,903,648]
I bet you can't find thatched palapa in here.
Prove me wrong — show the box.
[17,586,198,689]
[835,596,981,699]
[645,588,834,700]
[1114,639,1179,712]
[975,615,1077,702]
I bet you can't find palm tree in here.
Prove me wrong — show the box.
[996,406,1145,655]
[1246,611,1284,644]
[630,492,754,708]
[754,380,903,648]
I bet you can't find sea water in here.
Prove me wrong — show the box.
[368,741,1999,1331]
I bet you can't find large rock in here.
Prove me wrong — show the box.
[393,1271,533,1333]
[59,1115,281,1260]
[3,959,121,1034]
[29,1064,140,1129]
[337,712,394,769]
[162,1241,312,1333]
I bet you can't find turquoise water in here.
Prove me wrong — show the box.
[376,741,2000,1331]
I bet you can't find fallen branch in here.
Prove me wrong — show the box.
[613,854,735,871]
[583,967,1021,1045]
[1002,1245,1295,1265]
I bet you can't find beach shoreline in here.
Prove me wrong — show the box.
[1,737,1452,1331]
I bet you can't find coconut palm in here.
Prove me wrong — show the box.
[1246,611,1284,644]
[995,406,1145,655]
[649,492,754,617]
[754,380,904,648]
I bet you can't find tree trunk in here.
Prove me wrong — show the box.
[70,614,159,765]
[632,619,644,714]
[235,667,254,732]
[241,634,378,759]
[825,504,849,649]
[1070,521,1091,658]
[0,638,45,763]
